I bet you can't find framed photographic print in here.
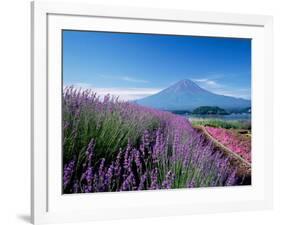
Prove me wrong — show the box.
[31,1,273,224]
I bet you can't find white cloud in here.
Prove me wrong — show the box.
[72,82,92,88]
[92,87,161,101]
[67,83,161,101]
[192,78,250,100]
[192,78,221,88]
[211,88,251,100]
[99,75,148,83]
[120,76,148,83]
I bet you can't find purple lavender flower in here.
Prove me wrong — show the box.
[98,158,106,190]
[123,142,131,171]
[72,179,79,193]
[225,169,237,186]
[187,179,196,188]
[138,173,147,190]
[149,168,159,190]
[104,163,114,188]
[114,149,122,177]
[121,173,135,191]
[85,167,93,182]
[141,130,150,151]
[133,148,142,173]
[63,87,241,193]
[63,159,75,189]
[85,138,95,165]
[79,139,96,193]
[162,171,175,189]
[152,128,165,163]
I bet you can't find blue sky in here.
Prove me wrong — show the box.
[63,30,251,100]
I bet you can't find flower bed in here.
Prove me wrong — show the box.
[205,126,251,162]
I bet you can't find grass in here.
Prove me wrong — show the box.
[190,118,251,130]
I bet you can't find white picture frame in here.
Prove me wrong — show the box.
[31,1,274,224]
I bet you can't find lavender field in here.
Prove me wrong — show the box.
[63,87,241,194]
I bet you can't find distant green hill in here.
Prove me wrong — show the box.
[192,106,229,115]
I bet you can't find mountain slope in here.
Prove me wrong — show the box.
[135,79,251,111]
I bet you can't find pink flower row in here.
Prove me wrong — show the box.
[205,126,251,162]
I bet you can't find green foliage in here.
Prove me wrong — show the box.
[192,106,229,115]
[63,95,163,167]
[191,118,251,130]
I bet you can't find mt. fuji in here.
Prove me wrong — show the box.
[135,79,250,111]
